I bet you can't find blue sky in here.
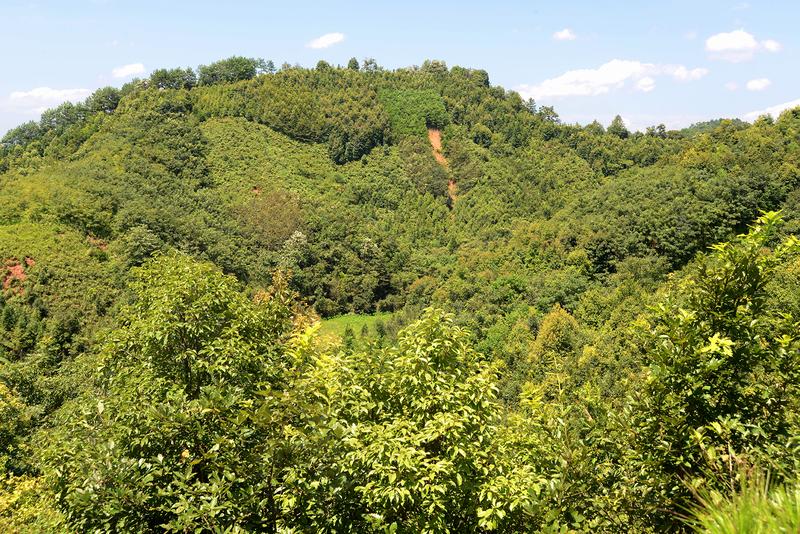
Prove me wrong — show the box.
[1,0,798,135]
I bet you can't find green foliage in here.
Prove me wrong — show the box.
[624,213,800,527]
[318,311,393,340]
[197,56,267,85]
[149,67,197,90]
[379,89,450,137]
[278,308,506,532]
[691,472,800,533]
[110,252,295,396]
[607,115,629,139]
[87,86,122,114]
[110,225,164,267]
[234,188,303,249]
[0,384,27,470]
[39,102,88,134]
[0,222,116,418]
[194,68,391,163]
[680,118,749,138]
[43,253,298,532]
[398,136,450,197]
[0,475,65,532]
[1,121,41,148]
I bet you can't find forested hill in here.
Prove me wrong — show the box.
[1,56,800,532]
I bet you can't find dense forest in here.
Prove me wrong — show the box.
[1,55,800,532]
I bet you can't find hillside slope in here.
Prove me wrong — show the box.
[1,57,800,531]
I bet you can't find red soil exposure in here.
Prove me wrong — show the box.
[427,129,449,167]
[3,259,30,291]
[429,129,457,204]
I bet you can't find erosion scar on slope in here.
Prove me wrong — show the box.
[427,128,457,202]
[428,128,448,166]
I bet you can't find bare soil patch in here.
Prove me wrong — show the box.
[427,129,449,167]
[3,258,32,292]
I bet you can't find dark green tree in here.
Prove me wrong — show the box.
[149,67,197,90]
[197,56,267,85]
[608,114,630,139]
[85,86,122,114]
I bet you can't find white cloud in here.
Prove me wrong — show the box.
[705,29,781,62]
[725,81,739,91]
[743,98,800,121]
[306,32,345,49]
[111,63,145,78]
[517,60,650,99]
[745,78,771,91]
[705,29,757,61]
[553,28,576,41]
[636,77,656,92]
[666,65,709,81]
[4,87,92,115]
[516,59,708,100]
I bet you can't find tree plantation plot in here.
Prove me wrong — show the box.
[1,56,800,532]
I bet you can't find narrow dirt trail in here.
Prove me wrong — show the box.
[427,128,448,167]
[427,128,457,204]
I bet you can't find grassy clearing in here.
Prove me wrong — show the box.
[319,312,393,340]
